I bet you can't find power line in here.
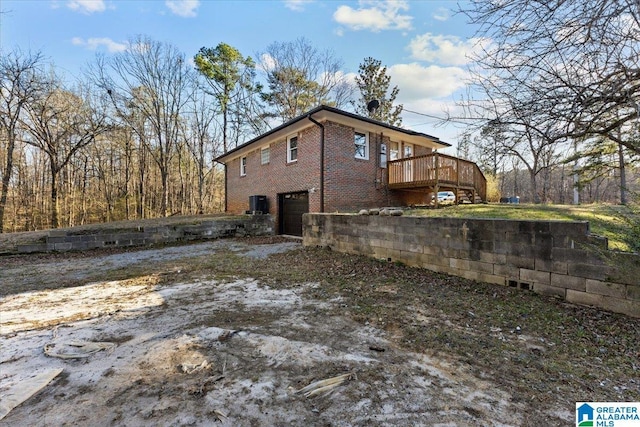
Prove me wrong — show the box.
[402,108,485,125]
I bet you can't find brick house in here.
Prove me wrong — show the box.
[216,105,486,236]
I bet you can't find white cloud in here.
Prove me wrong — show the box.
[165,0,200,17]
[432,7,449,22]
[258,53,277,73]
[408,33,490,66]
[72,37,127,53]
[333,0,412,32]
[284,0,314,12]
[66,0,106,14]
[389,62,468,100]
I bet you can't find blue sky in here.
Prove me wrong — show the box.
[1,0,484,150]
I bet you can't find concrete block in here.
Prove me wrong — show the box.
[533,283,566,298]
[535,258,553,272]
[17,243,49,253]
[457,269,483,282]
[586,279,626,299]
[399,250,421,267]
[506,254,535,270]
[476,272,507,286]
[627,285,640,301]
[549,221,589,239]
[46,236,67,244]
[53,242,73,251]
[520,268,551,285]
[494,263,518,279]
[567,263,612,281]
[567,290,640,318]
[468,250,503,264]
[420,262,456,276]
[551,248,591,263]
[551,261,568,275]
[468,259,495,274]
[450,258,470,270]
[551,273,586,291]
[418,253,450,267]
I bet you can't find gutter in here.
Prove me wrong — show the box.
[307,113,325,213]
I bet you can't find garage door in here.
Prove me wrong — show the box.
[279,192,309,236]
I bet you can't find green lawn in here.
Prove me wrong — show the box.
[407,203,640,253]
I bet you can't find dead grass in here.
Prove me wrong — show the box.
[183,244,640,411]
[1,232,638,424]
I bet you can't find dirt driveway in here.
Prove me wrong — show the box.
[0,237,638,426]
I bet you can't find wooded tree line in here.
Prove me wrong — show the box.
[2,0,639,233]
[458,0,640,205]
[0,37,403,232]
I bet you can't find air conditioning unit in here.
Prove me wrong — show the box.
[249,195,268,214]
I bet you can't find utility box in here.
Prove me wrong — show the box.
[249,195,268,214]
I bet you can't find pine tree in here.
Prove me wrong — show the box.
[353,57,403,126]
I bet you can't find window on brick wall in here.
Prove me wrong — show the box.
[389,141,399,161]
[287,136,298,163]
[261,147,270,165]
[355,131,369,160]
[240,156,247,176]
[380,142,387,168]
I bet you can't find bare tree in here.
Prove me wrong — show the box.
[20,75,109,228]
[0,49,45,232]
[182,85,221,214]
[461,0,640,155]
[259,37,353,121]
[92,36,194,216]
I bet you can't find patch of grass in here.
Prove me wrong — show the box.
[408,203,640,252]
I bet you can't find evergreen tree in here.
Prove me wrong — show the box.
[353,57,403,126]
[194,43,260,152]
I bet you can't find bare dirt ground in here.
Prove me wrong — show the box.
[1,235,638,426]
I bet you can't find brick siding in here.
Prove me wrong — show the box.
[225,118,435,228]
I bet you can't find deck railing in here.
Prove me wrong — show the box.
[388,152,487,201]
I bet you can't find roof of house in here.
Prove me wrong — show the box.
[215,104,451,163]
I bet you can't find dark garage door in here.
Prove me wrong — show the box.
[279,192,309,236]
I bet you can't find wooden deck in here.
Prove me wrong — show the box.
[387,153,487,202]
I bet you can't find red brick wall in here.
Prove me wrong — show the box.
[225,125,322,216]
[225,118,436,219]
[324,122,402,210]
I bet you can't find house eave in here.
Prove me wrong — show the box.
[215,105,450,164]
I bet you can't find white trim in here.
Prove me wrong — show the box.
[287,135,298,163]
[354,131,369,160]
[240,156,247,176]
[261,147,270,165]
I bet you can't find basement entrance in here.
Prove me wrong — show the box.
[278,191,309,236]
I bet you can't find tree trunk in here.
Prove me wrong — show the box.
[50,162,59,229]
[0,135,15,233]
[618,141,627,205]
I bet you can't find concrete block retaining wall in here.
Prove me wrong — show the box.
[16,215,274,254]
[303,213,640,318]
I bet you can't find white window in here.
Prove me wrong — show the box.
[403,143,414,158]
[389,142,399,161]
[240,156,247,176]
[287,136,298,163]
[380,142,387,168]
[355,131,369,160]
[261,147,270,165]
